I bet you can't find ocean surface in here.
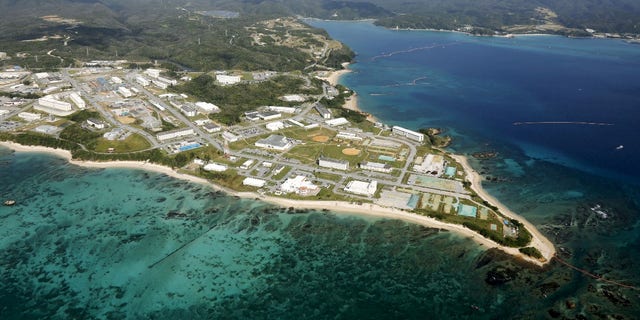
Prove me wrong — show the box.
[2,21,640,319]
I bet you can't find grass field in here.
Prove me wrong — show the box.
[94,134,151,153]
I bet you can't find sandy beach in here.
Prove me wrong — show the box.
[322,63,378,123]
[2,141,554,266]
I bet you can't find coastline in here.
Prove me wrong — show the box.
[1,140,554,267]
[324,63,378,123]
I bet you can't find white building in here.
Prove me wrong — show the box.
[314,104,331,119]
[156,128,195,141]
[203,123,221,133]
[222,131,239,142]
[195,102,220,113]
[287,119,305,127]
[318,156,349,171]
[282,94,305,102]
[243,177,266,188]
[336,131,362,141]
[111,76,123,84]
[18,112,41,122]
[157,76,177,86]
[344,180,378,197]
[360,161,393,173]
[265,121,285,132]
[413,154,445,175]
[117,86,133,98]
[38,95,72,111]
[180,105,197,117]
[145,68,162,78]
[87,118,106,129]
[204,163,228,172]
[325,117,349,127]
[240,160,255,170]
[0,52,7,59]
[69,92,85,109]
[267,106,297,114]
[280,175,321,196]
[136,76,150,86]
[392,126,424,142]
[216,74,242,85]
[255,135,292,151]
[153,80,168,89]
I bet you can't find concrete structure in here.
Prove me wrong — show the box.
[282,94,305,102]
[153,80,168,89]
[325,117,349,127]
[314,103,331,119]
[35,95,74,116]
[33,125,60,135]
[195,102,220,113]
[344,180,378,197]
[318,156,349,171]
[255,135,292,151]
[203,163,227,172]
[240,160,255,170]
[69,92,85,109]
[280,175,321,196]
[18,112,41,122]
[216,74,242,85]
[265,121,285,132]
[111,76,123,84]
[117,86,133,98]
[359,161,393,173]
[244,111,260,121]
[336,131,363,141]
[136,76,150,86]
[413,154,445,175]
[392,126,424,142]
[258,111,281,121]
[145,69,162,78]
[157,76,177,86]
[287,119,305,127]
[243,177,266,188]
[222,131,239,142]
[202,123,221,133]
[156,128,195,141]
[267,106,297,114]
[180,105,197,117]
[87,118,106,129]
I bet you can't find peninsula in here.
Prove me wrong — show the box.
[0,18,554,267]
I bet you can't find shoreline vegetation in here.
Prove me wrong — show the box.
[0,65,557,267]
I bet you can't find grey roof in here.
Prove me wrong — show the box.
[257,134,289,148]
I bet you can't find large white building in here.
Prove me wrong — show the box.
[392,126,424,142]
[325,117,349,127]
[69,92,85,109]
[336,131,362,141]
[203,163,227,172]
[314,104,331,119]
[360,161,393,173]
[35,95,74,116]
[344,180,378,197]
[136,76,150,86]
[216,74,242,85]
[318,156,349,171]
[156,128,195,141]
[157,76,177,86]
[222,131,239,142]
[145,68,162,78]
[280,175,321,196]
[255,135,292,151]
[265,121,285,132]
[267,106,297,114]
[413,154,445,175]
[117,86,133,98]
[243,177,266,188]
[180,105,197,117]
[195,102,220,113]
[153,80,168,89]
[18,112,41,122]
[282,94,305,102]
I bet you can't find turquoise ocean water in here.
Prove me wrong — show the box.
[2,21,640,318]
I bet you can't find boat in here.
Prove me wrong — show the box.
[3,200,16,206]
[616,145,624,150]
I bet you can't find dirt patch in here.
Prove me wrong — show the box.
[312,135,330,143]
[117,116,136,124]
[342,148,361,156]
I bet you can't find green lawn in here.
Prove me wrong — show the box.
[94,133,151,153]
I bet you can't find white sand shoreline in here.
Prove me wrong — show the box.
[323,63,377,122]
[1,141,554,266]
